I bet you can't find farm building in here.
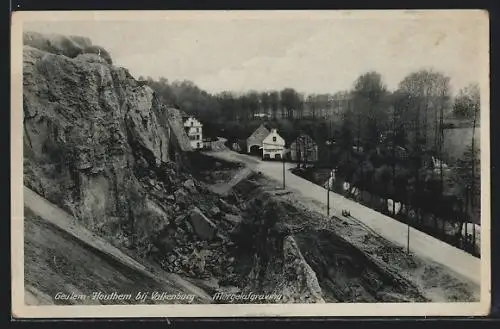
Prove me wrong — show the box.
[290,133,319,164]
[246,124,270,155]
[183,116,203,150]
[262,128,286,160]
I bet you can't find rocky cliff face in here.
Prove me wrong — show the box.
[23,32,198,256]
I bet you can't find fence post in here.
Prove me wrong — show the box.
[327,182,330,217]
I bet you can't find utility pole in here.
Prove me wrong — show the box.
[282,149,286,189]
[327,177,330,216]
[303,137,306,168]
[296,135,301,169]
[409,92,423,254]
[407,223,410,254]
[392,105,397,216]
[327,169,335,217]
[439,91,445,235]
[302,136,307,169]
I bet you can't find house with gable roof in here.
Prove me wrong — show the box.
[246,124,270,155]
[262,128,286,160]
[183,116,203,150]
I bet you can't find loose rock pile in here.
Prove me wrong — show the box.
[140,172,244,283]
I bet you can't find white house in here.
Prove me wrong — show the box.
[183,117,203,150]
[253,113,270,119]
[262,128,286,160]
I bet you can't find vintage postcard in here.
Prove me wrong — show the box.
[11,10,490,318]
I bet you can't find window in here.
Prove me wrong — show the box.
[197,142,201,148]
[272,137,277,142]
[196,128,199,132]
[191,122,194,126]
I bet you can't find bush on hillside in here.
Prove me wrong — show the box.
[81,45,113,65]
[23,31,92,58]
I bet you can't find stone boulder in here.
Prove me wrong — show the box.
[174,188,189,206]
[224,214,243,225]
[183,179,197,194]
[281,236,325,303]
[218,198,240,214]
[209,206,221,217]
[189,207,217,240]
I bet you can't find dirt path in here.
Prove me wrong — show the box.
[207,150,481,286]
[211,137,228,151]
[202,150,259,195]
[209,167,254,195]
[23,186,212,305]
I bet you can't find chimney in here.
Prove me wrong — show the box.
[271,128,277,133]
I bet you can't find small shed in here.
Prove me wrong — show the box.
[290,133,319,163]
[246,124,270,155]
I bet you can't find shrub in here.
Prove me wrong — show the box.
[81,45,113,65]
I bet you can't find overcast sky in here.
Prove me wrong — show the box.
[23,11,487,95]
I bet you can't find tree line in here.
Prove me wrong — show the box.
[140,77,352,122]
[142,70,481,247]
[141,73,478,125]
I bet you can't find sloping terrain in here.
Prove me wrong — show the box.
[230,179,425,303]
[208,150,481,286]
[230,175,479,303]
[24,187,212,305]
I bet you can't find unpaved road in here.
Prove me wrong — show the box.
[23,186,212,305]
[209,167,254,195]
[204,150,481,286]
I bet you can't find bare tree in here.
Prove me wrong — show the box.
[470,87,480,209]
[306,94,317,119]
[453,83,480,120]
[351,71,388,151]
[280,88,301,120]
[260,92,271,117]
[247,91,260,119]
[269,91,280,120]
[399,69,451,151]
